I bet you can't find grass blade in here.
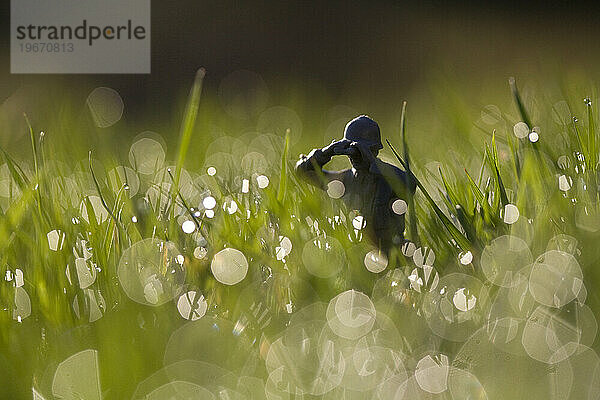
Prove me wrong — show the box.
[586,98,597,172]
[173,68,205,198]
[89,152,119,225]
[439,167,476,242]
[0,147,29,190]
[24,114,45,223]
[489,132,509,206]
[509,77,532,129]
[277,129,290,203]
[464,168,497,226]
[387,139,470,250]
[400,101,419,244]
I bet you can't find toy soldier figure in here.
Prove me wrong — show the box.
[295,115,415,254]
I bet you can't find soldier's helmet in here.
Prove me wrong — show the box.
[343,115,383,150]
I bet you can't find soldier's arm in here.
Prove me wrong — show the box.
[295,148,339,188]
[295,140,351,188]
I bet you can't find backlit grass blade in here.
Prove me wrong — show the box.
[438,167,462,213]
[0,146,29,190]
[489,131,509,206]
[464,168,497,226]
[89,152,119,224]
[387,139,470,250]
[173,68,205,198]
[586,98,597,172]
[0,185,37,253]
[439,167,476,242]
[504,120,521,180]
[277,129,290,203]
[509,77,532,129]
[24,114,44,221]
[571,117,590,171]
[400,101,418,244]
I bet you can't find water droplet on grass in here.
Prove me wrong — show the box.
[327,180,345,199]
[413,247,435,267]
[74,257,97,289]
[181,220,196,234]
[177,291,208,321]
[193,246,208,259]
[352,215,366,230]
[528,131,539,142]
[503,204,520,224]
[392,199,407,215]
[459,251,473,265]
[223,199,238,214]
[47,229,65,251]
[453,287,477,311]
[513,122,529,138]
[13,287,31,321]
[256,174,270,188]
[14,269,24,287]
[211,248,248,285]
[364,249,388,273]
[422,273,488,341]
[402,241,416,257]
[276,236,292,260]
[557,155,570,170]
[558,175,572,191]
[409,266,439,293]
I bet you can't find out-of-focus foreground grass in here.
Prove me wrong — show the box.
[1,71,599,399]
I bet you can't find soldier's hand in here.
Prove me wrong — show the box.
[323,139,351,156]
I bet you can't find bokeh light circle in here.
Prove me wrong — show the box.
[117,239,186,306]
[210,248,248,285]
[86,87,124,128]
[326,289,376,340]
[480,235,532,287]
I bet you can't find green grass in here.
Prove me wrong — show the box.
[1,75,600,399]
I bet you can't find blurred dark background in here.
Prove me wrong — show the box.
[1,0,600,146]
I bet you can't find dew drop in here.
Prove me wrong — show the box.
[392,199,408,215]
[504,204,520,224]
[256,175,270,189]
[203,196,216,210]
[181,220,196,234]
[528,131,539,143]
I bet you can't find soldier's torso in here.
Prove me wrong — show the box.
[339,166,404,248]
